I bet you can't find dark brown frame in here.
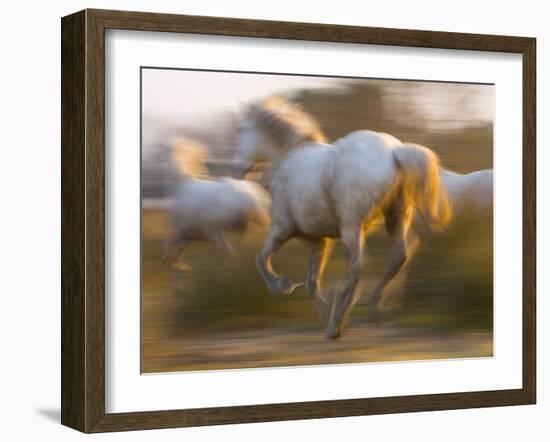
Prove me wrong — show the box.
[61,8,536,433]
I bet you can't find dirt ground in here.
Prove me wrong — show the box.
[141,208,493,374]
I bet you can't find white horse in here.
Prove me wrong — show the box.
[163,138,271,268]
[440,168,493,215]
[234,97,451,339]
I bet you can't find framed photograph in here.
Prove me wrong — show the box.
[61,9,536,433]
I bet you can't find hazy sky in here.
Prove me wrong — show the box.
[142,68,493,129]
[142,69,345,124]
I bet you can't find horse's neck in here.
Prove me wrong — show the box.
[266,139,298,169]
[257,142,299,185]
[263,155,284,178]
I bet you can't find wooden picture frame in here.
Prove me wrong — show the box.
[61,8,536,433]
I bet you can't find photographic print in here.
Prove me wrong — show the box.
[61,10,535,431]
[140,68,494,373]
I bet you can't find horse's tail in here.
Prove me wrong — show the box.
[393,143,451,231]
[170,137,209,180]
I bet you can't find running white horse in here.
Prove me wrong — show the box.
[163,138,271,269]
[233,97,451,339]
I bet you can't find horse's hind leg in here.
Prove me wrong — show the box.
[256,224,302,296]
[162,237,190,270]
[206,230,236,255]
[306,238,334,317]
[370,208,418,314]
[326,224,365,339]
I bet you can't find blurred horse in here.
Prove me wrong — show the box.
[233,97,451,338]
[440,168,493,215]
[409,168,492,238]
[163,138,271,269]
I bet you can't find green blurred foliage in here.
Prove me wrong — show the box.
[141,79,493,371]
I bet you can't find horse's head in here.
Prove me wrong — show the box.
[232,104,279,178]
[232,96,328,179]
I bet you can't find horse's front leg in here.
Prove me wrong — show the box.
[306,237,334,317]
[256,224,302,295]
[326,225,365,339]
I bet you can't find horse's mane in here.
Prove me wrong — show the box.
[171,137,210,180]
[249,96,328,146]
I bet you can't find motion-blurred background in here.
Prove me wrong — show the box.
[141,69,493,373]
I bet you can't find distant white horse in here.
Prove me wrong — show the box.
[234,97,451,339]
[440,168,493,215]
[163,138,271,268]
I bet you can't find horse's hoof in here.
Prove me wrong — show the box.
[326,323,342,339]
[173,261,191,272]
[325,326,341,340]
[162,256,191,271]
[277,277,303,295]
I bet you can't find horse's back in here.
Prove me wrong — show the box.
[172,177,270,231]
[441,168,493,212]
[220,177,272,218]
[331,131,401,221]
[271,132,403,236]
[334,130,402,150]
[333,130,400,180]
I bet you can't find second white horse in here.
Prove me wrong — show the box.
[164,138,271,268]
